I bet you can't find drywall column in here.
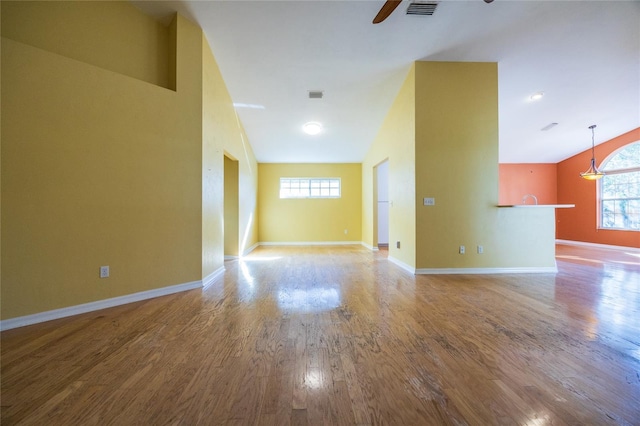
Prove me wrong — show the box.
[377,161,390,245]
[414,62,555,270]
[201,35,258,273]
[362,65,416,269]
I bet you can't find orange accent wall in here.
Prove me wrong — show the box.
[499,163,557,205]
[556,127,640,248]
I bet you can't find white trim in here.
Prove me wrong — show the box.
[556,239,640,252]
[360,242,379,251]
[415,266,558,275]
[259,241,362,246]
[243,243,260,256]
[0,280,203,331]
[224,255,239,260]
[388,256,416,274]
[202,266,225,289]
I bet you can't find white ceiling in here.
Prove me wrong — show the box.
[133,0,640,164]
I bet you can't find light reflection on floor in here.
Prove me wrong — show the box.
[305,369,323,390]
[524,418,549,426]
[555,243,640,357]
[598,264,639,329]
[277,286,341,312]
[240,256,282,262]
[555,254,640,267]
[556,254,601,264]
[555,244,640,270]
[239,261,255,285]
[234,260,257,300]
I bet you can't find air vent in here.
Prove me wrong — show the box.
[406,2,438,16]
[308,91,323,99]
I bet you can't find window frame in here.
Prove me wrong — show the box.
[279,177,342,199]
[598,141,640,232]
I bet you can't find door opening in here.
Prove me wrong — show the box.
[376,160,389,250]
[224,155,239,258]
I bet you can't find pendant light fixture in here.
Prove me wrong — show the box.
[580,124,605,180]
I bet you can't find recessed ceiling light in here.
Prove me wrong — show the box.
[303,122,322,135]
[530,92,544,101]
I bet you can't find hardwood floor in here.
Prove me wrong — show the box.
[2,244,639,425]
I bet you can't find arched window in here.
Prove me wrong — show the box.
[600,141,640,230]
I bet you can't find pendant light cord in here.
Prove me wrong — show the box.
[590,124,596,159]
[580,124,604,180]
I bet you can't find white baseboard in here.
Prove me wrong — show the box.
[415,266,558,275]
[243,243,260,256]
[0,279,203,331]
[224,243,261,260]
[388,256,416,274]
[556,239,640,252]
[259,241,362,246]
[202,266,225,289]
[360,242,379,251]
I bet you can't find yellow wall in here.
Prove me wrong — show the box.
[362,65,416,268]
[0,1,3,295]
[1,1,173,89]
[413,62,555,269]
[201,35,258,272]
[1,3,259,320]
[258,164,362,243]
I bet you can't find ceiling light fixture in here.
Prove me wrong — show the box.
[530,92,544,101]
[580,124,605,181]
[303,122,322,136]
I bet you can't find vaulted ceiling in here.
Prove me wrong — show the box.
[133,0,640,164]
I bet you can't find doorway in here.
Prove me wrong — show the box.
[224,155,239,258]
[376,160,389,250]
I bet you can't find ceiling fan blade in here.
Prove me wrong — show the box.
[373,0,403,24]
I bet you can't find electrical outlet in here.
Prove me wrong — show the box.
[344,229,348,235]
[459,245,465,254]
[396,241,401,249]
[100,266,109,278]
[423,197,435,206]
[477,245,484,254]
